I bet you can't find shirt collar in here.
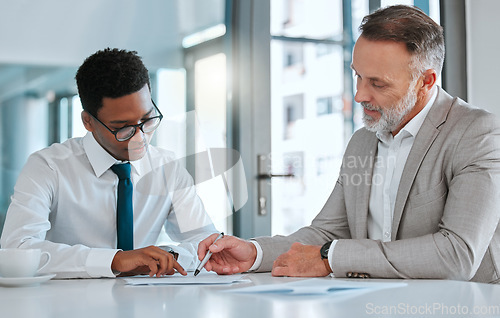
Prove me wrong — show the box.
[83,132,147,177]
[376,86,438,143]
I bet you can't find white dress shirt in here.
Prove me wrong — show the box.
[367,91,436,241]
[0,132,217,278]
[249,87,438,273]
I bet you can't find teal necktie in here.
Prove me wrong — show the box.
[111,163,134,251]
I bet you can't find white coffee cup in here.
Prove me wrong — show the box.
[0,248,51,278]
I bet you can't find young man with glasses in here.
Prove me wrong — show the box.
[1,48,218,278]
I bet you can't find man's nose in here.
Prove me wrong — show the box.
[354,80,370,104]
[129,127,145,142]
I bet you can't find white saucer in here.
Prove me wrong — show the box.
[0,274,56,287]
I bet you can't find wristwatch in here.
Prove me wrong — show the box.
[162,246,179,260]
[168,248,179,260]
[320,241,333,260]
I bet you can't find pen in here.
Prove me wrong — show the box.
[194,232,224,276]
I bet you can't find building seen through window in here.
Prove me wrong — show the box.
[269,0,440,235]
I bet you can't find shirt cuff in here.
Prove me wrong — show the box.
[328,240,338,277]
[247,240,263,272]
[86,248,120,278]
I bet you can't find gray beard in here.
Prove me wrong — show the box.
[361,83,419,133]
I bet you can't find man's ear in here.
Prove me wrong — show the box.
[81,111,94,132]
[419,69,437,96]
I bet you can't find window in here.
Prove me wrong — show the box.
[270,0,347,235]
[269,0,440,235]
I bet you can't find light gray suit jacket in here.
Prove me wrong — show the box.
[255,87,500,283]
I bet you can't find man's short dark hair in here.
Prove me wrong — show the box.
[75,48,150,117]
[359,5,445,76]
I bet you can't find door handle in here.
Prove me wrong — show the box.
[256,155,295,215]
[256,173,295,179]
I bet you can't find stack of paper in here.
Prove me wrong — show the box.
[226,278,406,296]
[122,272,249,286]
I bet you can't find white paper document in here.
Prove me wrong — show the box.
[122,272,249,286]
[226,278,406,295]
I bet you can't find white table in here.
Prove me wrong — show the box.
[1,273,499,318]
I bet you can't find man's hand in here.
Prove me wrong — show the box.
[271,242,331,277]
[111,245,187,277]
[197,234,257,274]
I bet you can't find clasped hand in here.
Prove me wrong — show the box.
[111,245,187,277]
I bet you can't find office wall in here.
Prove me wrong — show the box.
[466,0,500,116]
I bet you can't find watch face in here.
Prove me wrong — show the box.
[320,241,331,259]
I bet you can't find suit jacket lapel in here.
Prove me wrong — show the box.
[355,132,379,239]
[391,87,454,239]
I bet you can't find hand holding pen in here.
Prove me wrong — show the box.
[195,233,258,275]
[194,232,224,276]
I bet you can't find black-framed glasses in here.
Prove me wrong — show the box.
[89,100,163,142]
